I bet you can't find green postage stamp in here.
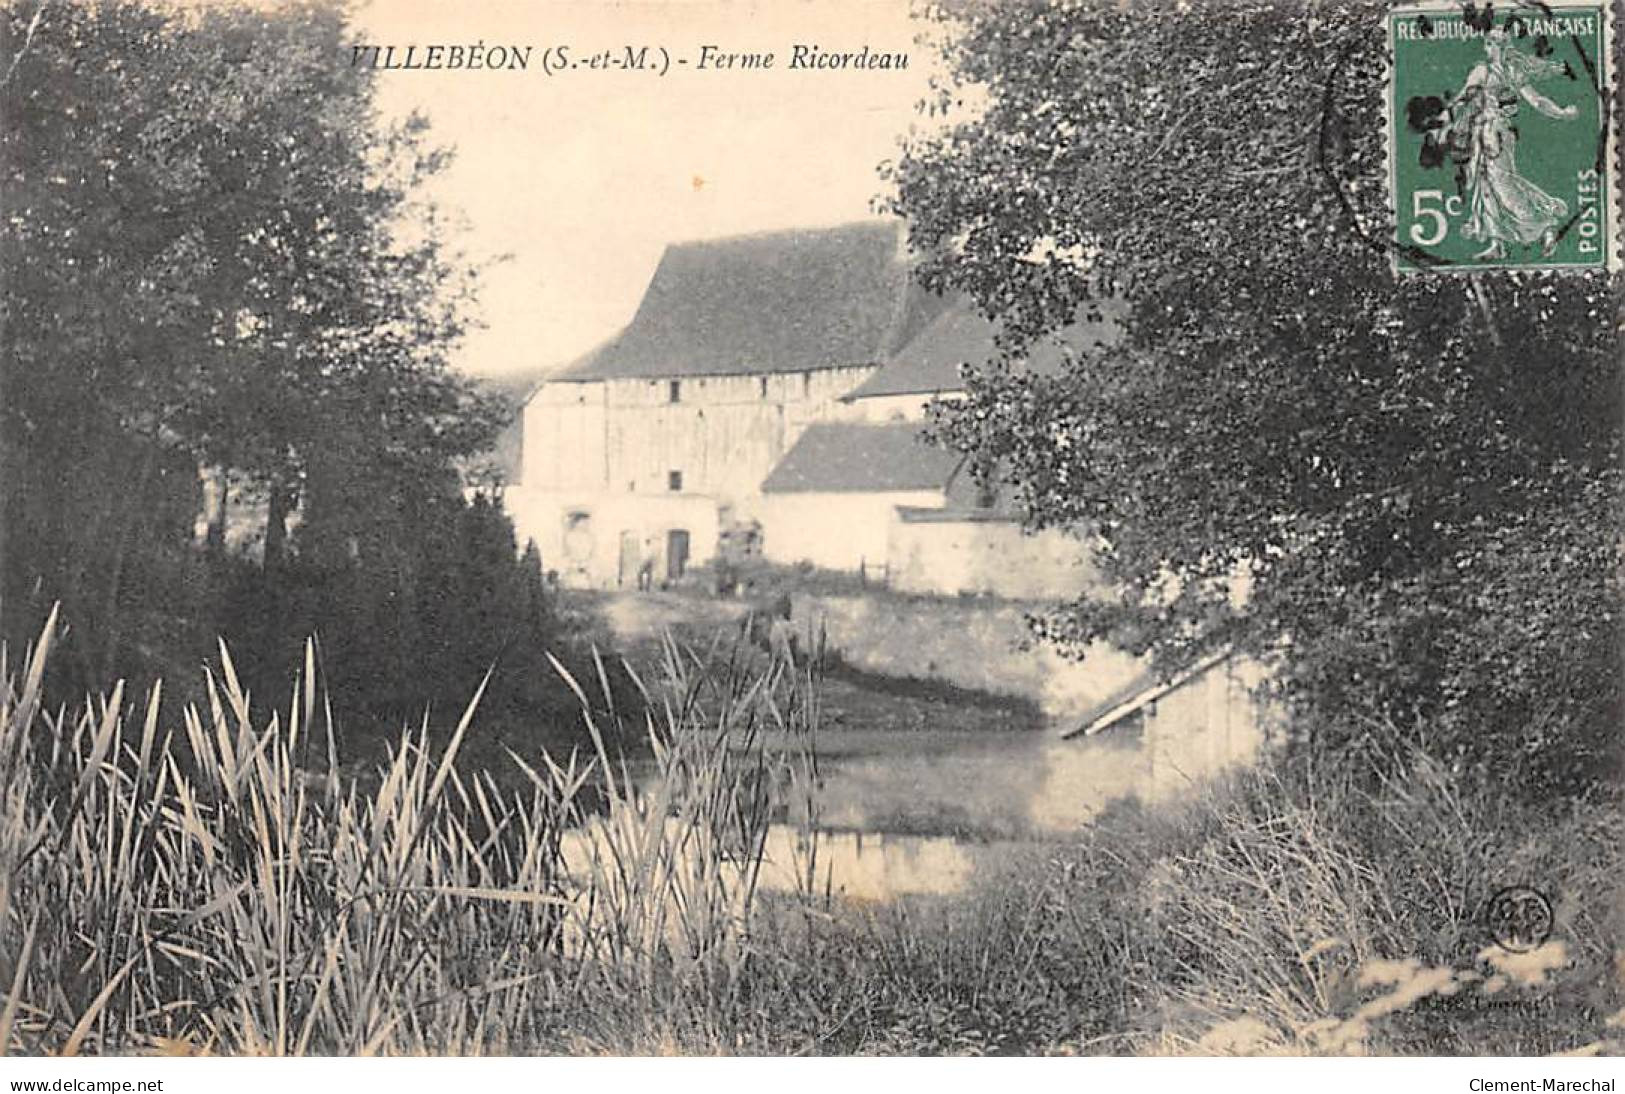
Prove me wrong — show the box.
[1388,0,1617,272]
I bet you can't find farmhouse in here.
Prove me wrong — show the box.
[501,218,1277,789]
[504,222,1120,597]
[755,299,1112,597]
[503,221,946,587]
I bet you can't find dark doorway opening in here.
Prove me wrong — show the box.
[618,531,640,588]
[666,529,690,581]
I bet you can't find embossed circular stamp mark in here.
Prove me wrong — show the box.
[1386,0,1618,273]
[1483,885,1555,953]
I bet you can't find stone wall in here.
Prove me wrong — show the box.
[793,591,1148,725]
[886,510,1100,600]
[761,490,943,573]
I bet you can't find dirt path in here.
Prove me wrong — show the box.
[596,590,751,646]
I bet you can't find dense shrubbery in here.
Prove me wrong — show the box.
[2,481,630,766]
[709,757,1620,1056]
[213,492,638,762]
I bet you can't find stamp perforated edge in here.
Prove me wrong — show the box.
[1381,0,1622,275]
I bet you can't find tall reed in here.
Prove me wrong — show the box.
[0,610,821,1055]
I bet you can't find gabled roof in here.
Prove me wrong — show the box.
[761,422,965,495]
[842,299,1124,401]
[555,221,946,382]
[486,414,525,484]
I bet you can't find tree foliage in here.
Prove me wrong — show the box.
[211,492,631,761]
[889,0,1623,791]
[0,0,567,748]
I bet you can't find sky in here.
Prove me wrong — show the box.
[353,0,942,381]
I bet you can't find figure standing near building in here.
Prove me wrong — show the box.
[766,593,798,672]
[635,535,655,591]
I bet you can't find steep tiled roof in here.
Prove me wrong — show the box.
[557,221,946,382]
[843,299,1123,401]
[761,422,964,494]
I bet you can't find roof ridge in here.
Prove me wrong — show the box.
[660,218,901,252]
[550,220,919,383]
[875,260,914,361]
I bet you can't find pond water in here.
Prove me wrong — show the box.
[750,727,1156,900]
[583,727,1160,904]
[755,825,1015,902]
[801,723,1155,839]
[589,592,1171,901]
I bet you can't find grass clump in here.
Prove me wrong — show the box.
[1035,756,1623,1056]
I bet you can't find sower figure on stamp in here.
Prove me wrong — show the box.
[1444,25,1579,260]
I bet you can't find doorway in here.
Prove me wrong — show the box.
[618,531,640,588]
[666,528,690,581]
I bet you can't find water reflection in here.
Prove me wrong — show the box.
[759,826,988,901]
[557,816,996,904]
[794,726,1156,841]
[575,726,1197,903]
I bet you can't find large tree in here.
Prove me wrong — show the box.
[889,0,1622,791]
[1,0,505,684]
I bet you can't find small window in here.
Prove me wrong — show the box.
[668,470,683,492]
[759,376,769,398]
[801,371,812,396]
[668,380,681,404]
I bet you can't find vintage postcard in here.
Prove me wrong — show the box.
[1,0,1621,1074]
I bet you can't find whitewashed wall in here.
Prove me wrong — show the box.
[522,366,875,502]
[502,489,721,589]
[845,392,939,423]
[886,514,1100,599]
[1141,655,1273,796]
[760,491,943,573]
[522,382,608,491]
[513,365,878,584]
